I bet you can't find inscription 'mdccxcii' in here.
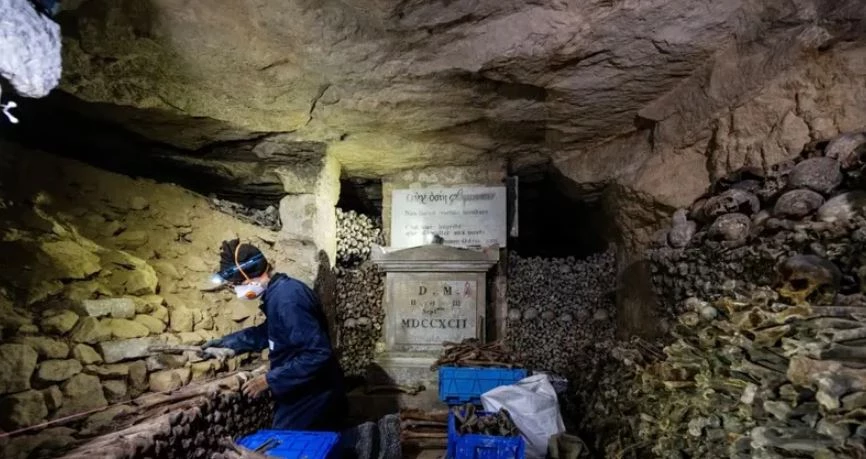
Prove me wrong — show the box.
[401,318,468,329]
[389,279,478,349]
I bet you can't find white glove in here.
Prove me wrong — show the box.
[202,347,236,360]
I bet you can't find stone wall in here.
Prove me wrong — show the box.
[0,141,314,435]
[552,43,866,337]
[381,161,509,340]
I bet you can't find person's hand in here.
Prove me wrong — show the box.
[242,374,269,398]
[201,338,223,350]
[202,347,235,361]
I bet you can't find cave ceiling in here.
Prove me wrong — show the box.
[6,0,866,203]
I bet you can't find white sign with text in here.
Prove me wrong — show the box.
[391,186,507,248]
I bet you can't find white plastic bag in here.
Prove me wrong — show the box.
[480,374,566,459]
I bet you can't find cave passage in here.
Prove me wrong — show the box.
[510,170,610,259]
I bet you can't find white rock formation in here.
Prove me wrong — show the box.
[0,0,61,98]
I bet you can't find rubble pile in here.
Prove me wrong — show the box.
[505,250,617,400]
[582,130,866,458]
[648,131,866,314]
[334,208,386,376]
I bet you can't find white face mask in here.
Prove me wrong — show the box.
[234,282,265,300]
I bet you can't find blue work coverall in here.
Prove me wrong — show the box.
[220,273,347,430]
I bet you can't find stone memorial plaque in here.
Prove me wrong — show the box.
[388,279,477,351]
[371,244,498,385]
[391,186,507,249]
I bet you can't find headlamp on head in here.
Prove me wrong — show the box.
[210,253,265,287]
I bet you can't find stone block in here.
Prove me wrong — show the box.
[194,311,215,331]
[106,318,150,338]
[134,314,166,334]
[97,338,156,364]
[177,331,203,345]
[39,311,79,335]
[0,427,76,459]
[36,360,82,383]
[129,196,149,210]
[149,368,191,392]
[56,374,107,417]
[63,280,112,303]
[18,324,39,334]
[0,390,48,430]
[152,305,169,323]
[102,380,128,403]
[151,261,182,280]
[114,230,149,249]
[80,405,134,436]
[231,302,259,321]
[70,317,112,344]
[41,385,63,411]
[170,307,194,332]
[71,344,103,365]
[190,361,217,382]
[127,360,148,396]
[83,363,129,379]
[0,344,38,394]
[39,240,101,280]
[14,337,69,359]
[75,298,136,319]
[132,295,165,314]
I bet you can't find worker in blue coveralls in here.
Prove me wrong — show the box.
[201,239,348,431]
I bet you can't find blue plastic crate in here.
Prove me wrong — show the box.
[439,366,528,405]
[236,430,340,459]
[446,409,525,459]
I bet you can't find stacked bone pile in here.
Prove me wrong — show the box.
[45,367,272,459]
[431,338,523,369]
[0,146,279,455]
[585,286,866,458]
[648,131,866,314]
[400,408,449,451]
[334,208,386,376]
[451,403,519,437]
[505,250,617,393]
[209,197,281,231]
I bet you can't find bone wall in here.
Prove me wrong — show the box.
[648,131,866,315]
[0,141,316,455]
[333,208,385,377]
[505,249,617,419]
[583,128,866,458]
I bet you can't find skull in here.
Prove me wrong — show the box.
[703,189,761,219]
[775,255,841,305]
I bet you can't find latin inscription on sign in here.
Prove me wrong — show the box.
[391,186,507,249]
[390,280,477,349]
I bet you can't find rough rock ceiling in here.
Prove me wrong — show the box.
[20,0,866,180]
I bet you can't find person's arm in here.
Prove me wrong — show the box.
[217,321,268,354]
[265,289,332,398]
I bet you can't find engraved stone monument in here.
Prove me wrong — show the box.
[370,243,499,386]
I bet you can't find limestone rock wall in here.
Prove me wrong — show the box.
[550,44,866,336]
[0,141,310,435]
